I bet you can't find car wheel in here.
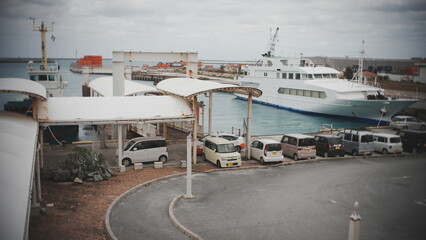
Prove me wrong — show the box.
[323,152,329,158]
[382,149,388,155]
[293,154,298,161]
[122,158,131,167]
[216,161,221,168]
[159,155,168,163]
[235,146,241,152]
[260,157,265,164]
[352,150,358,156]
[203,154,207,161]
[340,154,345,157]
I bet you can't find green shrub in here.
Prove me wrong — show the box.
[60,147,106,173]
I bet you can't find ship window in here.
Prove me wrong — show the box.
[319,92,327,99]
[48,75,55,81]
[284,88,290,94]
[311,91,319,98]
[331,74,338,78]
[282,73,287,79]
[303,90,311,97]
[295,73,300,80]
[289,73,294,79]
[280,60,288,65]
[278,88,284,94]
[267,60,273,66]
[314,74,322,79]
[264,72,267,77]
[30,75,37,81]
[290,89,297,95]
[39,75,47,81]
[307,74,313,79]
[324,74,331,78]
[297,89,304,96]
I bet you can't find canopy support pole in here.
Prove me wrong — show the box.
[246,94,253,159]
[192,96,198,164]
[208,93,212,135]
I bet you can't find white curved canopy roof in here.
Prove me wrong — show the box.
[0,78,46,100]
[156,78,262,98]
[0,111,38,240]
[36,95,193,125]
[88,77,160,96]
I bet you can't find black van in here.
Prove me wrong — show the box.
[314,135,345,158]
[397,129,426,153]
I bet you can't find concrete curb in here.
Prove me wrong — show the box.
[104,172,187,240]
[168,196,205,240]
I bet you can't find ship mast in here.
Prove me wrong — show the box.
[357,40,365,84]
[30,17,54,70]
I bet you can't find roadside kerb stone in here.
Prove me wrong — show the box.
[104,172,187,240]
[169,196,205,240]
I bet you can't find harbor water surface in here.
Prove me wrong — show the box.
[0,59,371,141]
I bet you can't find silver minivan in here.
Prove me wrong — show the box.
[339,130,374,156]
[373,133,402,154]
[280,134,316,161]
[119,137,168,166]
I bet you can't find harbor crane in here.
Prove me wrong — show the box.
[263,27,279,57]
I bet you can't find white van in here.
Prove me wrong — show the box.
[203,137,241,168]
[250,139,284,164]
[373,133,403,154]
[119,137,168,166]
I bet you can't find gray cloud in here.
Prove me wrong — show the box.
[0,0,425,60]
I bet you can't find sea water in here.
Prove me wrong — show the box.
[0,59,370,141]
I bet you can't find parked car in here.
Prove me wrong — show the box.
[339,130,374,156]
[197,133,245,155]
[390,116,426,130]
[372,133,403,154]
[203,137,242,168]
[397,129,426,153]
[250,139,283,164]
[118,137,168,167]
[280,134,316,161]
[314,135,345,158]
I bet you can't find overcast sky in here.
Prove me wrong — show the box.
[0,0,425,60]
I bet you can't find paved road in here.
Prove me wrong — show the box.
[108,154,426,240]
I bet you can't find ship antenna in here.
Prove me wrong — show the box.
[30,17,54,70]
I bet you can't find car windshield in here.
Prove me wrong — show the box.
[330,138,342,144]
[266,143,282,151]
[217,143,236,153]
[299,138,315,146]
[361,135,374,143]
[124,140,136,151]
[390,137,401,143]
[392,117,404,122]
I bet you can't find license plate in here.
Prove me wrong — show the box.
[364,152,370,155]
[227,163,233,167]
[305,149,311,153]
[335,146,340,149]
[272,152,277,155]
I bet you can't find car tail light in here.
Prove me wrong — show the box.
[264,149,267,156]
[312,146,316,150]
[297,147,303,151]
[240,143,246,149]
[328,144,332,150]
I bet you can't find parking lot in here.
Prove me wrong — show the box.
[106,154,426,240]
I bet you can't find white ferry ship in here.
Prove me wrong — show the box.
[236,28,418,125]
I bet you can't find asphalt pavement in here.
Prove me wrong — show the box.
[106,154,426,240]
